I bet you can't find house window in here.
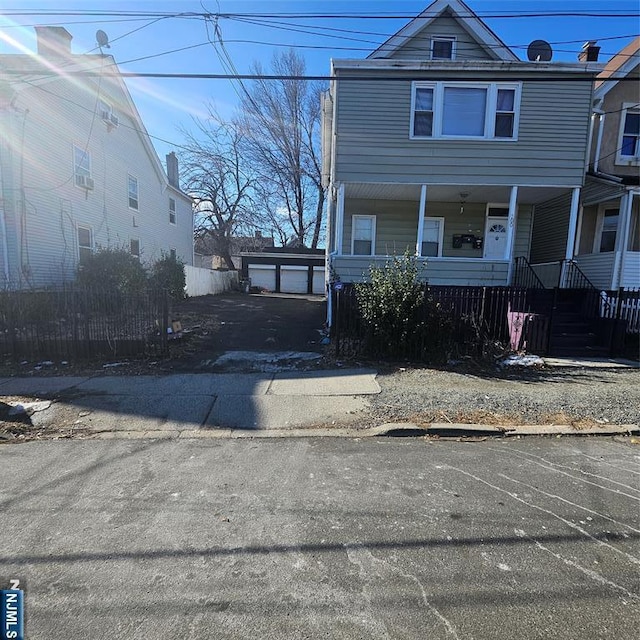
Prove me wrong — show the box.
[77,226,92,264]
[618,104,640,162]
[431,36,456,60]
[421,217,444,257]
[73,145,92,188]
[128,175,139,210]
[351,215,376,255]
[411,82,521,140]
[170,249,177,260]
[598,209,619,253]
[130,239,140,258]
[169,197,176,224]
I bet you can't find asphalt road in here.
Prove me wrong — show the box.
[1,437,639,639]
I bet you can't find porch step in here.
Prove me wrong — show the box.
[550,333,599,349]
[551,345,610,357]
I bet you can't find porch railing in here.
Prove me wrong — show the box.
[513,257,545,289]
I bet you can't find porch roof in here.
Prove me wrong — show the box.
[344,182,574,205]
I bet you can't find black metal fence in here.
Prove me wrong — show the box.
[331,284,555,361]
[0,288,169,361]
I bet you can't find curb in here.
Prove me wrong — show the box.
[82,422,640,441]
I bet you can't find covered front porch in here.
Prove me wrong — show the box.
[328,182,578,286]
[574,188,640,290]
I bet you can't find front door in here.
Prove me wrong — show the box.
[484,216,508,259]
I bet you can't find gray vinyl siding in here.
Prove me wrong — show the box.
[388,15,494,61]
[333,70,593,186]
[340,198,532,259]
[531,177,626,264]
[332,255,509,285]
[573,254,615,289]
[0,71,193,288]
[530,193,571,263]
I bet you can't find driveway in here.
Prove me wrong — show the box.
[165,292,327,371]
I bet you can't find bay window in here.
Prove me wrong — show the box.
[411,82,520,139]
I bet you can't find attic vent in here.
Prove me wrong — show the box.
[431,36,456,60]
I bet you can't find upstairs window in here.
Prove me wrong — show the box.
[618,104,640,163]
[128,174,139,210]
[411,82,521,140]
[169,197,176,224]
[431,36,456,60]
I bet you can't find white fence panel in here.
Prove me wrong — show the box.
[184,266,239,297]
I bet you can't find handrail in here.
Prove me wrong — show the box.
[513,256,546,289]
[564,259,613,314]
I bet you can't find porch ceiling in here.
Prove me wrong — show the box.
[345,183,572,205]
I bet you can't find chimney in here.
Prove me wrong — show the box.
[166,152,179,189]
[578,41,600,62]
[34,26,73,58]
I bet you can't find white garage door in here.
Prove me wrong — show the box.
[312,266,326,295]
[248,264,276,291]
[280,265,308,294]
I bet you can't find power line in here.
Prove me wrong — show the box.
[6,70,637,82]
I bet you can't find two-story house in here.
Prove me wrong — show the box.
[322,0,599,289]
[0,26,193,289]
[530,38,639,290]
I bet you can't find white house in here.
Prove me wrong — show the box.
[0,26,193,289]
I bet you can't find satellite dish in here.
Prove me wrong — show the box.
[527,40,552,62]
[96,30,110,49]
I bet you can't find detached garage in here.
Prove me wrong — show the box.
[241,248,326,295]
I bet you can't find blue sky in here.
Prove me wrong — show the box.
[1,0,638,160]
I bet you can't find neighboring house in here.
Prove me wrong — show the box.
[322,0,600,287]
[0,26,193,289]
[195,232,275,270]
[530,38,640,290]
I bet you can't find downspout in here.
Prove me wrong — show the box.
[0,155,9,283]
[593,113,605,173]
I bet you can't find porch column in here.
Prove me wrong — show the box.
[564,187,581,261]
[415,185,427,256]
[614,190,634,288]
[335,183,345,256]
[505,186,518,284]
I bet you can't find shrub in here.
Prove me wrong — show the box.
[354,252,457,363]
[76,247,148,294]
[149,253,186,299]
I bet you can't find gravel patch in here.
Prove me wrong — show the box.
[370,366,640,427]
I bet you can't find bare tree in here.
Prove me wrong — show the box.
[179,112,256,270]
[237,50,325,249]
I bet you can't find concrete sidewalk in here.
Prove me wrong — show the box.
[0,369,381,434]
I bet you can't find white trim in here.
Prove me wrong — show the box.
[431,35,457,60]
[505,186,518,282]
[410,81,521,141]
[615,103,640,167]
[351,214,377,256]
[575,205,584,255]
[338,255,509,263]
[593,113,605,173]
[617,192,635,286]
[421,216,445,257]
[565,187,581,260]
[415,185,427,256]
[335,183,345,255]
[594,45,640,101]
[367,0,518,61]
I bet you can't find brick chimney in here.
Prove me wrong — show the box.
[578,41,600,62]
[166,152,179,189]
[34,26,73,58]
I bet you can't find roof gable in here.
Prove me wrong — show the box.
[594,37,640,99]
[368,0,518,62]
